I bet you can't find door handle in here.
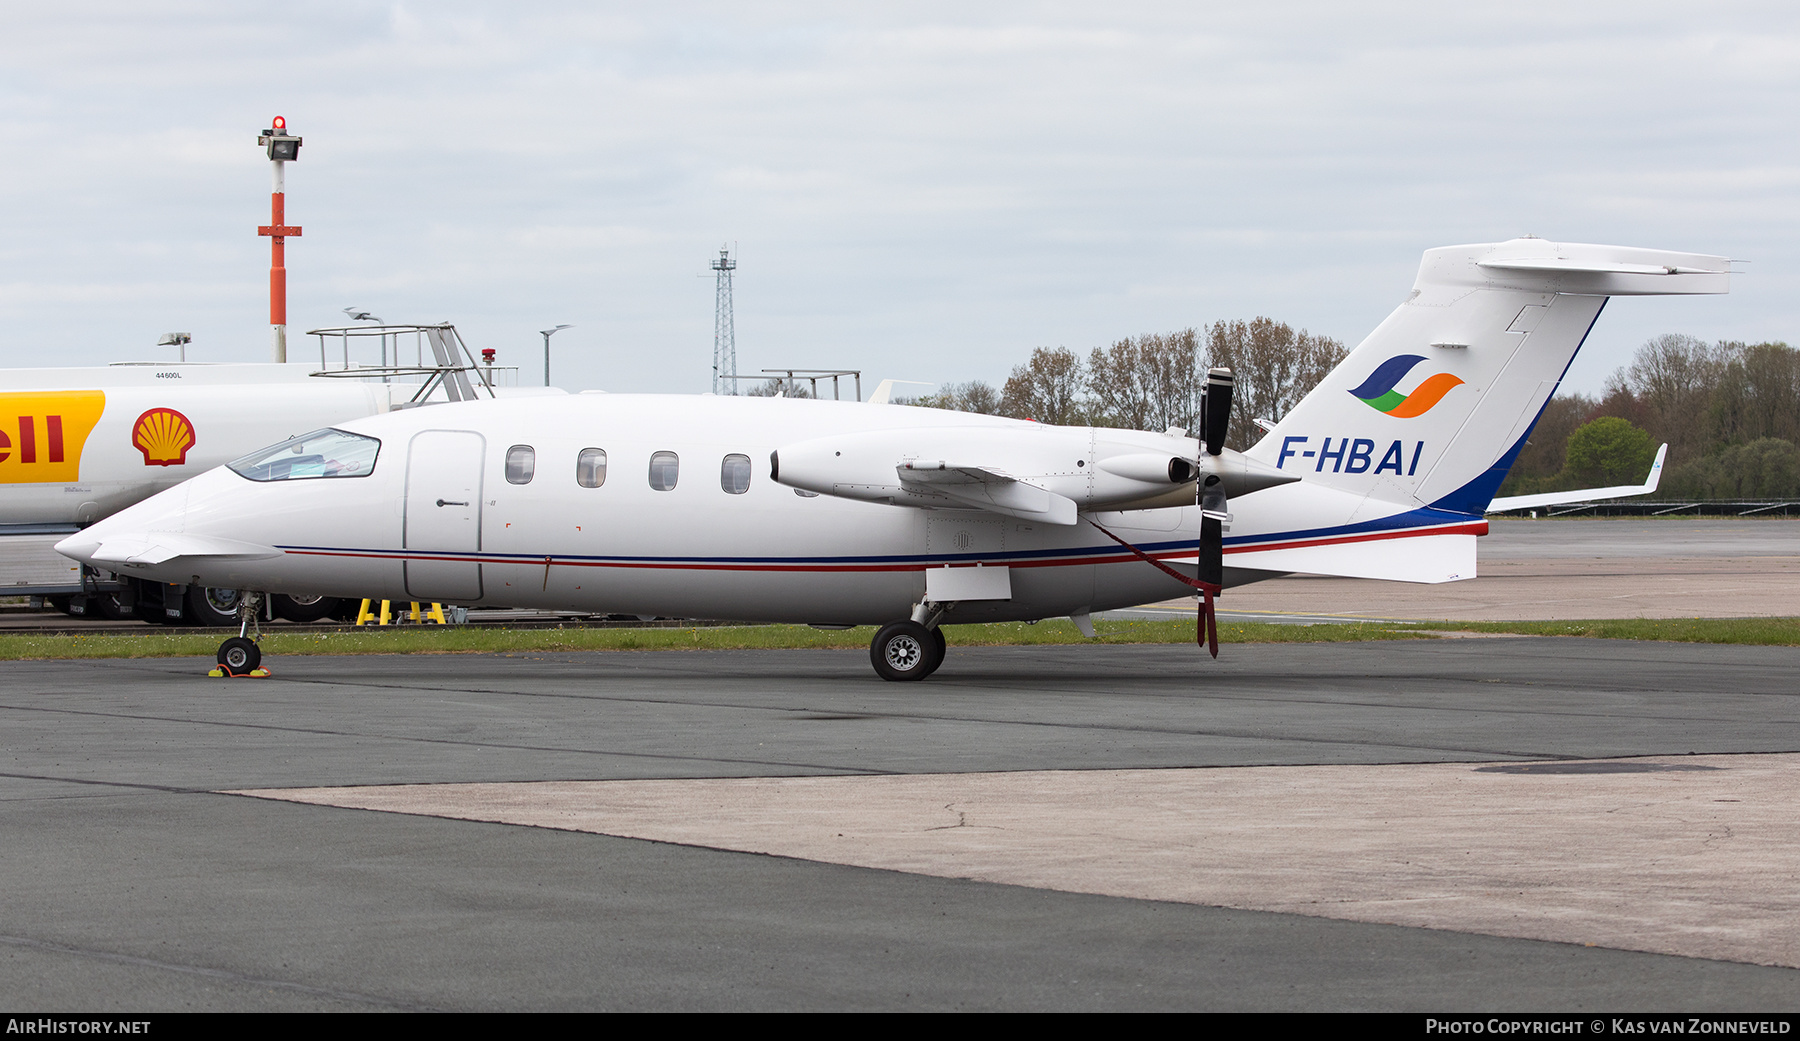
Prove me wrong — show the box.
[435,499,469,507]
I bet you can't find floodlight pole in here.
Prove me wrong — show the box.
[256,117,303,363]
[540,324,573,387]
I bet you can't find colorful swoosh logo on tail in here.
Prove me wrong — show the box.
[1347,355,1464,418]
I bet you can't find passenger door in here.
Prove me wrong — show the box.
[404,430,485,602]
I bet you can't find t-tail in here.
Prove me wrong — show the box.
[1229,237,1728,584]
[1249,237,1728,514]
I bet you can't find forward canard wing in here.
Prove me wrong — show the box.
[69,532,282,568]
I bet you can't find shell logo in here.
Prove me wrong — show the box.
[0,391,106,484]
[132,407,196,467]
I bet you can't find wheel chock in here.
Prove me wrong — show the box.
[354,599,395,626]
[208,665,273,679]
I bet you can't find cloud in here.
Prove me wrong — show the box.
[0,2,1793,390]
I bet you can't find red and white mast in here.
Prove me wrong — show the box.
[256,117,303,362]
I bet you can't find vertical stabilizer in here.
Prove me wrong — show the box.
[1246,238,1729,516]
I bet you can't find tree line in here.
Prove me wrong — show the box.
[905,320,1798,501]
[907,319,1346,450]
[1498,335,1800,500]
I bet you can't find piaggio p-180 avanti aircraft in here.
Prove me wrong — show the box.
[57,238,1730,679]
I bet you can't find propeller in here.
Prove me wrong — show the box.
[1196,368,1234,657]
[1082,366,1237,657]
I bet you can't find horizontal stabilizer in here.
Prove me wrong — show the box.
[1486,444,1667,513]
[1464,240,1730,296]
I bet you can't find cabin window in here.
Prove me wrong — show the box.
[577,448,607,488]
[721,454,752,494]
[649,451,679,491]
[228,428,380,482]
[505,445,536,485]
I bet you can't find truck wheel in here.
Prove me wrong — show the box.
[272,594,340,623]
[186,587,243,627]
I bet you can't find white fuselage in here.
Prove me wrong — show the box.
[61,394,1266,624]
[54,388,1505,624]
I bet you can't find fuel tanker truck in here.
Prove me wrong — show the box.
[1,323,530,624]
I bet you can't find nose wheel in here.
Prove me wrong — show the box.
[211,591,272,678]
[869,620,947,682]
[216,637,262,675]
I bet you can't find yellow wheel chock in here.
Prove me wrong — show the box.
[355,599,448,625]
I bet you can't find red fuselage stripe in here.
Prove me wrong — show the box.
[279,521,1485,572]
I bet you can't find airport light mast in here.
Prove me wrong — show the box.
[712,246,737,394]
[256,117,303,362]
[540,325,573,387]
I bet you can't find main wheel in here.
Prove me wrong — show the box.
[186,586,243,627]
[926,626,947,678]
[870,620,944,682]
[216,637,261,675]
[272,593,340,623]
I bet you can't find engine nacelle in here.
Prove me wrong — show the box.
[772,424,1294,522]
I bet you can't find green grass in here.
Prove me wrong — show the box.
[0,616,1794,661]
[1410,617,1800,645]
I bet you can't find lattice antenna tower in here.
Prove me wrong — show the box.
[711,245,737,395]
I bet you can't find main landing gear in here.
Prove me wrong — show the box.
[211,591,271,678]
[869,602,949,682]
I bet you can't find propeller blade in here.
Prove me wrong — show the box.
[1203,368,1234,457]
[1198,587,1219,658]
[1197,474,1226,658]
[1199,476,1226,588]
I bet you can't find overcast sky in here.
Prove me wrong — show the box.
[1,2,1794,397]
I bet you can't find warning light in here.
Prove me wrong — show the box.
[258,118,301,161]
[481,349,497,364]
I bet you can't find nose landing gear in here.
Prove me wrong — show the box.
[210,591,272,678]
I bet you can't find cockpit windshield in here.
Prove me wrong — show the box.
[229,428,381,482]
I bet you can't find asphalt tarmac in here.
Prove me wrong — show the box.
[2,638,1798,1011]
